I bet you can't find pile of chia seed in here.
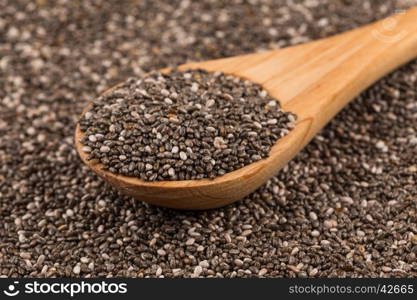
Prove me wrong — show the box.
[78,69,295,181]
[1,0,417,278]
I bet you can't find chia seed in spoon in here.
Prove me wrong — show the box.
[78,69,296,181]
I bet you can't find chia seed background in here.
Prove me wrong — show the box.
[1,0,417,277]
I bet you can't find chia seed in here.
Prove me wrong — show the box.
[79,69,296,181]
[1,0,416,279]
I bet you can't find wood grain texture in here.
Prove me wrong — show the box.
[75,7,417,209]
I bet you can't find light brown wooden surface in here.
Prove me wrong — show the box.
[75,7,417,209]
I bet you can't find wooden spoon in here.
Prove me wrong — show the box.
[75,7,417,210]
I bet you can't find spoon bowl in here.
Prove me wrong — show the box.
[75,7,417,209]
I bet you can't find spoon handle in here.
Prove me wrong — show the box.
[182,7,417,127]
[284,6,417,121]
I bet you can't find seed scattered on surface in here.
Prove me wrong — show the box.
[145,163,153,171]
[309,268,319,277]
[193,265,203,277]
[168,168,175,177]
[199,260,209,268]
[99,146,110,153]
[190,83,199,92]
[267,100,276,107]
[171,146,179,154]
[206,99,215,107]
[259,269,268,276]
[1,0,417,279]
[20,252,31,259]
[186,238,195,246]
[323,219,337,229]
[234,259,244,267]
[311,230,320,237]
[309,212,318,221]
[213,136,227,150]
[73,265,81,275]
[179,151,187,161]
[84,111,93,119]
[80,257,89,264]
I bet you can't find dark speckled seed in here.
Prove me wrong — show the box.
[1,0,417,279]
[79,69,296,181]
